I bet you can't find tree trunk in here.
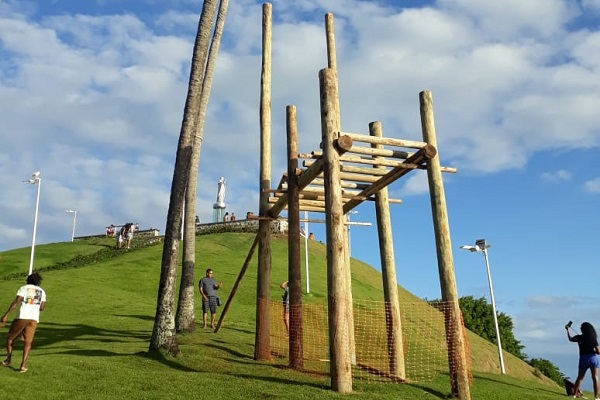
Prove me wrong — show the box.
[176,0,229,334]
[150,0,219,354]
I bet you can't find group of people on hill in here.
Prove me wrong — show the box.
[222,212,236,222]
[115,222,137,250]
[4,243,600,396]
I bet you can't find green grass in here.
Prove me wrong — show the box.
[0,233,571,399]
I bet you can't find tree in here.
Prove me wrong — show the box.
[529,358,564,386]
[150,0,219,355]
[458,296,526,359]
[176,0,230,333]
[428,296,526,359]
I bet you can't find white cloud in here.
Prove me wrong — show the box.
[540,170,572,182]
[1,0,600,251]
[584,177,600,193]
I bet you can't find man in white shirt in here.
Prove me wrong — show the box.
[0,272,47,373]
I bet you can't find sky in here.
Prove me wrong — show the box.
[1,0,600,388]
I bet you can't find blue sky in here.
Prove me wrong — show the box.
[2,0,600,387]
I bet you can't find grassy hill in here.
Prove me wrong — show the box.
[0,232,570,399]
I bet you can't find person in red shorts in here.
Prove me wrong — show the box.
[0,272,47,373]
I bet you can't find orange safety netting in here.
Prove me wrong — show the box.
[268,298,472,384]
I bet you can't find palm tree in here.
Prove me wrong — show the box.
[177,0,230,333]
[150,0,219,355]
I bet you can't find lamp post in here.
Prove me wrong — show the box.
[65,209,77,242]
[460,239,506,374]
[303,211,310,293]
[23,171,41,276]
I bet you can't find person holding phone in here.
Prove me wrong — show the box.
[566,321,600,399]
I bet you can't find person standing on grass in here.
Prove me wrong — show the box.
[280,281,289,336]
[199,268,222,329]
[0,272,47,373]
[566,321,600,399]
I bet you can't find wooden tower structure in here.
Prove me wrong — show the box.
[221,4,472,400]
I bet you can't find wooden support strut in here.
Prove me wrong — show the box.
[268,135,353,218]
[342,144,437,214]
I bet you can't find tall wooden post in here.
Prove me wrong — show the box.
[369,121,405,380]
[255,2,272,361]
[325,13,355,366]
[320,67,352,393]
[286,105,304,369]
[325,13,337,70]
[420,90,470,400]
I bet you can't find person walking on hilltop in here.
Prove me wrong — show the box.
[566,321,600,399]
[0,272,47,373]
[199,268,222,329]
[125,222,134,249]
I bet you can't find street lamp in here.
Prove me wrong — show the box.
[65,210,77,242]
[303,211,310,293]
[460,239,506,374]
[23,171,41,276]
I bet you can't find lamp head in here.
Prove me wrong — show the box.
[460,245,479,252]
[475,239,491,251]
[32,171,40,178]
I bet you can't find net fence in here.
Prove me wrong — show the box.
[267,298,472,384]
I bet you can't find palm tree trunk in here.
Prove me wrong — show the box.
[150,0,219,354]
[176,0,229,333]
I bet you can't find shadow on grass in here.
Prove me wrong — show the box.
[209,343,254,359]
[409,383,448,399]
[137,351,198,372]
[32,321,149,350]
[474,373,560,396]
[115,314,155,322]
[232,372,330,390]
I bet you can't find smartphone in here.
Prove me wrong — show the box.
[567,321,573,328]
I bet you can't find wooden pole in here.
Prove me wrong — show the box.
[286,105,304,369]
[420,90,471,400]
[320,67,352,393]
[325,13,336,69]
[370,121,405,381]
[255,2,272,361]
[214,234,259,333]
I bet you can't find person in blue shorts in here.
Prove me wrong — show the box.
[566,321,600,399]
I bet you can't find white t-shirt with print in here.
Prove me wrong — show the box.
[17,284,46,322]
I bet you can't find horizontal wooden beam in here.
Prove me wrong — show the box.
[342,131,428,149]
[304,151,457,173]
[347,145,410,159]
[304,159,390,176]
[271,190,402,204]
[343,144,437,213]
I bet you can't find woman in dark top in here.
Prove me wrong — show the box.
[566,322,600,399]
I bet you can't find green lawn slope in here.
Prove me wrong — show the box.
[0,232,569,399]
